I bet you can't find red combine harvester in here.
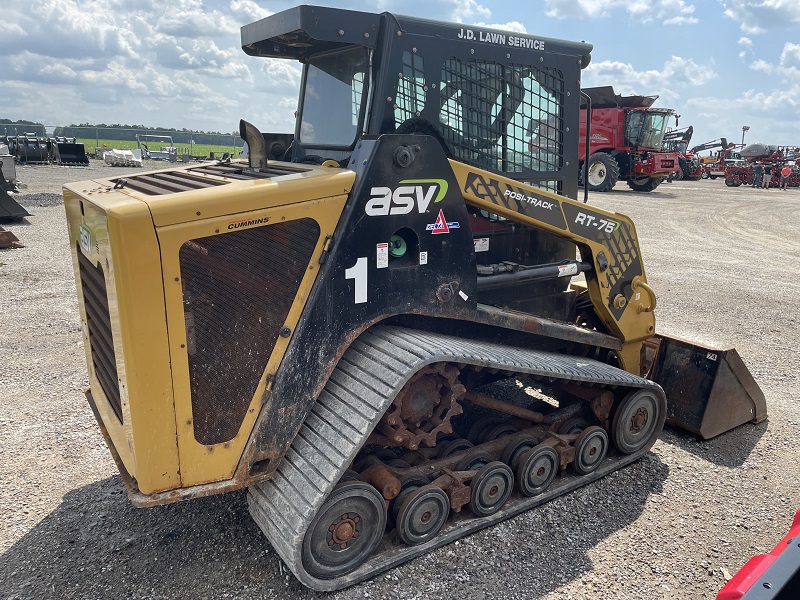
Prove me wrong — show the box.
[722,144,800,188]
[579,86,680,192]
[662,126,702,180]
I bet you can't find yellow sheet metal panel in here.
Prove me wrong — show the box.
[63,183,181,495]
[156,194,348,487]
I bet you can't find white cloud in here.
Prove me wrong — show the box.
[723,0,800,34]
[545,0,697,24]
[473,21,528,33]
[585,56,716,94]
[780,42,800,70]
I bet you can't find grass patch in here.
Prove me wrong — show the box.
[76,139,242,158]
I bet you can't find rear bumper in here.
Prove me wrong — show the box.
[717,510,800,599]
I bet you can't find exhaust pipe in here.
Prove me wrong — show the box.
[239,119,268,171]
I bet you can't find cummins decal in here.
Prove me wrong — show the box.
[463,171,567,230]
[228,216,270,230]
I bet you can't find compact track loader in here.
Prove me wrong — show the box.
[63,5,766,591]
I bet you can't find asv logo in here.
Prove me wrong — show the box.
[365,179,448,216]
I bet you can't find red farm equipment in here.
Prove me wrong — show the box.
[578,86,680,192]
[722,144,800,188]
[663,126,702,180]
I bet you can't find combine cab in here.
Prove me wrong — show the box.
[578,86,681,192]
[62,5,767,591]
[53,137,89,166]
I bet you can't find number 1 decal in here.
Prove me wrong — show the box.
[345,257,368,304]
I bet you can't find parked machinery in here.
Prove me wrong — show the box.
[662,126,702,180]
[4,134,52,164]
[53,137,89,166]
[723,144,800,188]
[578,86,681,192]
[62,6,767,591]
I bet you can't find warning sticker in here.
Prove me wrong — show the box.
[376,243,388,269]
[474,238,490,252]
[557,263,578,277]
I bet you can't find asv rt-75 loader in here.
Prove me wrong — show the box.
[62,5,766,591]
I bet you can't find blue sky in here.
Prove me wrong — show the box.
[2,0,799,151]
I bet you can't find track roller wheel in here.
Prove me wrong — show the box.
[337,469,365,484]
[437,437,474,458]
[484,422,520,441]
[571,426,608,476]
[302,481,387,579]
[455,449,493,472]
[469,461,514,517]
[516,444,559,497]
[467,417,504,444]
[391,474,432,522]
[557,416,590,435]
[611,389,662,454]
[500,434,538,471]
[395,486,451,545]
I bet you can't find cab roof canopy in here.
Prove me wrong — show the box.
[241,4,592,65]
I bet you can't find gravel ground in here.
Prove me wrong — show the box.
[1,161,798,599]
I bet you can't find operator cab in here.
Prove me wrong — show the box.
[241,5,591,197]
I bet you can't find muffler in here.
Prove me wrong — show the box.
[644,335,767,439]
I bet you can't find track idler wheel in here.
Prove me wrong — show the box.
[571,426,609,475]
[516,443,559,497]
[469,461,514,517]
[396,486,450,545]
[611,389,662,454]
[302,481,387,579]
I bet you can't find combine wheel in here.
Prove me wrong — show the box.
[571,426,608,476]
[611,389,662,454]
[455,449,493,472]
[725,177,741,187]
[500,434,538,471]
[581,153,620,192]
[469,461,514,517]
[626,177,661,192]
[516,444,559,497]
[302,481,387,579]
[396,486,450,545]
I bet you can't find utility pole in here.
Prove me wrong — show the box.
[741,125,750,145]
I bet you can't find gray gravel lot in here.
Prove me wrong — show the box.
[1,161,798,599]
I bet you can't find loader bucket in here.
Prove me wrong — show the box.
[0,188,31,221]
[644,335,767,439]
[56,141,89,166]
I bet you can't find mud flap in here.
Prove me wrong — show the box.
[644,335,767,439]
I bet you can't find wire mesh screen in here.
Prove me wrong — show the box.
[438,59,564,184]
[395,51,427,126]
[179,219,320,445]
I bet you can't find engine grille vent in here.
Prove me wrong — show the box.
[113,162,309,196]
[179,218,321,445]
[78,250,122,423]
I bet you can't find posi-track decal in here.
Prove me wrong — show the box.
[462,171,567,230]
